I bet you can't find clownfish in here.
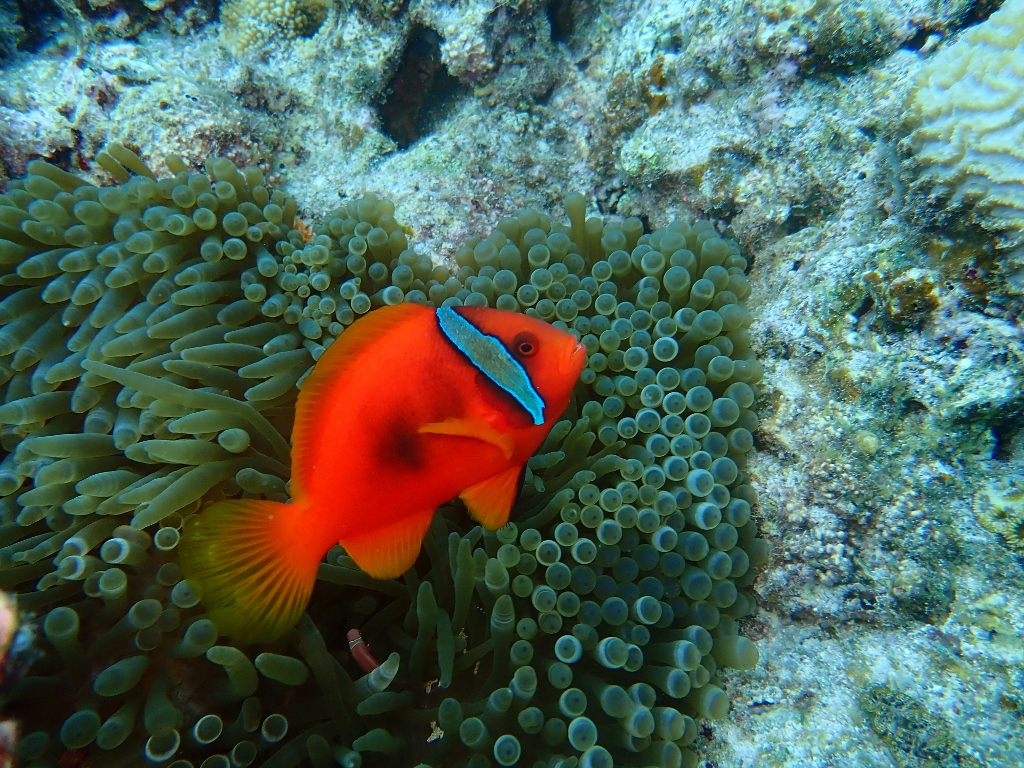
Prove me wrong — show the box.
[179,304,587,642]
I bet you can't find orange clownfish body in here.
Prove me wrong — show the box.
[179,303,586,642]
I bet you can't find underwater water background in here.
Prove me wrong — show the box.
[0,1,1023,768]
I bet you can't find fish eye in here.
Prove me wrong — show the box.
[513,332,538,358]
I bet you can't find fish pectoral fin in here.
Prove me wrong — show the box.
[339,508,435,580]
[418,417,515,460]
[459,463,526,531]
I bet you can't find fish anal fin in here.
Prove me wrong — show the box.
[292,303,431,499]
[418,416,515,460]
[459,464,525,530]
[178,499,323,644]
[339,508,435,580]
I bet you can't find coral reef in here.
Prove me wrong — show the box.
[859,684,982,768]
[974,475,1024,552]
[13,0,218,48]
[3,0,1024,765]
[908,0,1024,289]
[0,148,766,766]
[0,1,24,60]
[220,0,330,54]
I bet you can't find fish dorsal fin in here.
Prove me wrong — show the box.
[291,303,429,499]
[418,416,515,459]
[459,464,525,530]
[339,507,435,579]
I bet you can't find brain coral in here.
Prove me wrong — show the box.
[908,0,1024,286]
[0,148,767,768]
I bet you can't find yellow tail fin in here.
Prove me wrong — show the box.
[179,499,321,644]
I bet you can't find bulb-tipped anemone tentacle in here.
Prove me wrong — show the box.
[0,150,764,766]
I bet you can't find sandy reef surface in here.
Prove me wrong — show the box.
[1,0,1023,766]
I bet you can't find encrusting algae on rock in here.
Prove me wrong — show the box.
[0,146,767,767]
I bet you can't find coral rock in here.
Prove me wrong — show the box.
[909,0,1024,286]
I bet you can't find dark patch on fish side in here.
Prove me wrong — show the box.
[376,417,424,470]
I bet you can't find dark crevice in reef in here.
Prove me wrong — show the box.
[534,81,556,106]
[11,0,62,53]
[957,0,1002,31]
[785,208,812,235]
[991,416,1023,461]
[39,144,76,174]
[902,398,928,417]
[900,25,933,52]
[785,189,834,235]
[378,25,467,150]
[546,0,574,43]
[851,293,875,320]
